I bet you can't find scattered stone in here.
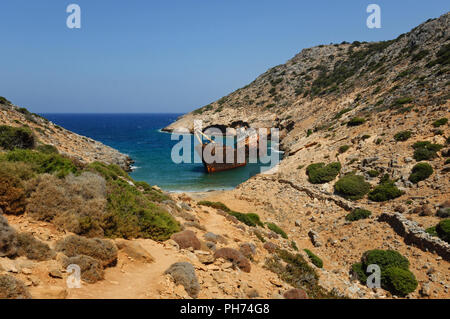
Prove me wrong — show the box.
[115,239,154,263]
[49,269,63,279]
[308,230,322,247]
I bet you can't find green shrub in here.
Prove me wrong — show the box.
[198,201,263,227]
[338,145,350,153]
[87,162,130,181]
[35,144,58,154]
[382,267,418,297]
[229,211,263,227]
[394,131,412,142]
[412,141,444,161]
[368,178,403,202]
[304,249,323,268]
[264,249,335,298]
[361,249,409,271]
[436,219,450,243]
[198,201,231,212]
[367,170,380,177]
[392,97,413,109]
[134,181,170,203]
[425,226,438,237]
[432,118,448,127]
[0,162,33,215]
[409,163,433,184]
[103,177,180,240]
[0,96,12,105]
[334,174,371,200]
[347,117,366,127]
[306,162,341,184]
[334,107,352,119]
[345,208,372,221]
[4,149,77,178]
[266,223,288,239]
[291,241,299,251]
[353,250,417,296]
[0,125,35,150]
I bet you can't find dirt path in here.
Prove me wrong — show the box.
[67,241,181,299]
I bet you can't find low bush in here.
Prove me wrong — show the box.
[229,211,263,227]
[26,172,108,236]
[306,162,341,184]
[266,222,288,239]
[409,163,433,184]
[432,118,448,127]
[134,181,170,203]
[352,250,417,296]
[425,226,438,237]
[382,266,418,297]
[367,170,380,177]
[197,201,231,212]
[264,249,336,298]
[361,250,409,271]
[165,262,200,298]
[394,131,412,142]
[35,144,58,154]
[0,163,30,215]
[303,249,323,268]
[436,219,450,243]
[198,201,263,227]
[0,215,17,257]
[89,164,180,240]
[334,174,371,200]
[55,235,118,267]
[0,125,35,150]
[263,242,278,253]
[214,248,251,272]
[0,96,11,105]
[61,255,104,283]
[347,117,366,127]
[4,149,78,178]
[170,230,201,250]
[239,243,256,259]
[412,141,444,161]
[0,275,31,299]
[345,208,372,221]
[368,178,403,202]
[338,145,350,153]
[15,232,54,261]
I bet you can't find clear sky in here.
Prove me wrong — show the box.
[0,1,448,113]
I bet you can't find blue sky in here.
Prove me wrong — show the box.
[0,1,448,113]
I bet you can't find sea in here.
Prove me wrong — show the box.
[42,114,280,192]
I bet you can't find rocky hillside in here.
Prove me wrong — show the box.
[0,100,132,171]
[0,13,448,300]
[164,12,449,146]
[164,12,450,298]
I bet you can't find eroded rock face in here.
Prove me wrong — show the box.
[115,239,154,263]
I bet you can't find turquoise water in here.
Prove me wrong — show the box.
[42,114,280,192]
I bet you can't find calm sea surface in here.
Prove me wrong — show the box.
[42,113,279,192]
